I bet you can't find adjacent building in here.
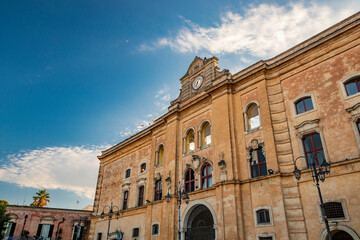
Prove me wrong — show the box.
[89,12,360,240]
[4,205,92,240]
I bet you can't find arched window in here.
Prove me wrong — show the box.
[303,132,325,167]
[185,129,195,153]
[295,97,314,114]
[250,147,267,178]
[122,191,129,210]
[201,163,213,189]
[201,122,211,146]
[156,145,164,166]
[357,118,360,134]
[245,103,260,131]
[138,186,144,207]
[140,163,146,173]
[344,76,360,96]
[184,169,195,193]
[154,180,162,201]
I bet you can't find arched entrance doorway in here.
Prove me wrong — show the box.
[319,225,360,240]
[185,205,215,240]
[332,230,354,240]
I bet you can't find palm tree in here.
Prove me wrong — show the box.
[31,189,50,207]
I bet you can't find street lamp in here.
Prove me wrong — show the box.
[293,155,332,240]
[165,181,190,240]
[100,202,120,240]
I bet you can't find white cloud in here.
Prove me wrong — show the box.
[117,85,174,137]
[0,145,110,199]
[142,2,359,59]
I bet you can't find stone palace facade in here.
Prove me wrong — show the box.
[89,12,360,240]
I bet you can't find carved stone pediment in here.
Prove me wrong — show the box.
[122,183,131,190]
[246,139,265,161]
[154,172,162,182]
[294,119,320,130]
[136,178,146,185]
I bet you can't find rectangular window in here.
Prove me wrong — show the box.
[125,169,131,178]
[138,186,144,207]
[4,222,16,237]
[97,232,102,240]
[36,224,54,239]
[324,202,345,219]
[132,228,140,238]
[250,148,267,178]
[259,237,273,240]
[256,209,271,224]
[154,180,162,201]
[152,224,159,235]
[123,191,129,210]
[296,97,314,114]
[345,78,360,96]
[72,226,84,240]
[303,133,325,167]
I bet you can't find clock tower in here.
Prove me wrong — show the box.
[170,56,231,109]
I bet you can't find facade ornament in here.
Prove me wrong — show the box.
[165,177,171,185]
[154,173,162,183]
[251,139,259,150]
[136,178,146,185]
[218,152,227,181]
[219,152,225,161]
[246,139,265,161]
[192,155,201,170]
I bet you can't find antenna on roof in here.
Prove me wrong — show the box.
[76,200,79,209]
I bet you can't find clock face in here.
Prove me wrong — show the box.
[192,76,203,90]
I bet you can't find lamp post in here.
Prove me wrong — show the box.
[165,181,190,240]
[293,155,331,240]
[20,215,28,240]
[100,202,120,240]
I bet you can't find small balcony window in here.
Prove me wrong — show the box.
[140,163,146,173]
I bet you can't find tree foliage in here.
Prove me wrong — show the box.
[0,204,10,239]
[0,200,9,206]
[31,189,50,207]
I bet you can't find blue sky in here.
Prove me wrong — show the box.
[0,0,359,209]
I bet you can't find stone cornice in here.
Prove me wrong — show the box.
[6,205,93,214]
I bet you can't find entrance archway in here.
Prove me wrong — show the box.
[319,225,360,240]
[185,205,215,240]
[332,230,354,240]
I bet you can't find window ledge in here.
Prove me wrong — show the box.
[245,126,262,134]
[255,223,273,228]
[138,171,147,176]
[199,144,212,150]
[183,150,195,156]
[155,164,164,168]
[294,108,317,118]
[344,91,360,100]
